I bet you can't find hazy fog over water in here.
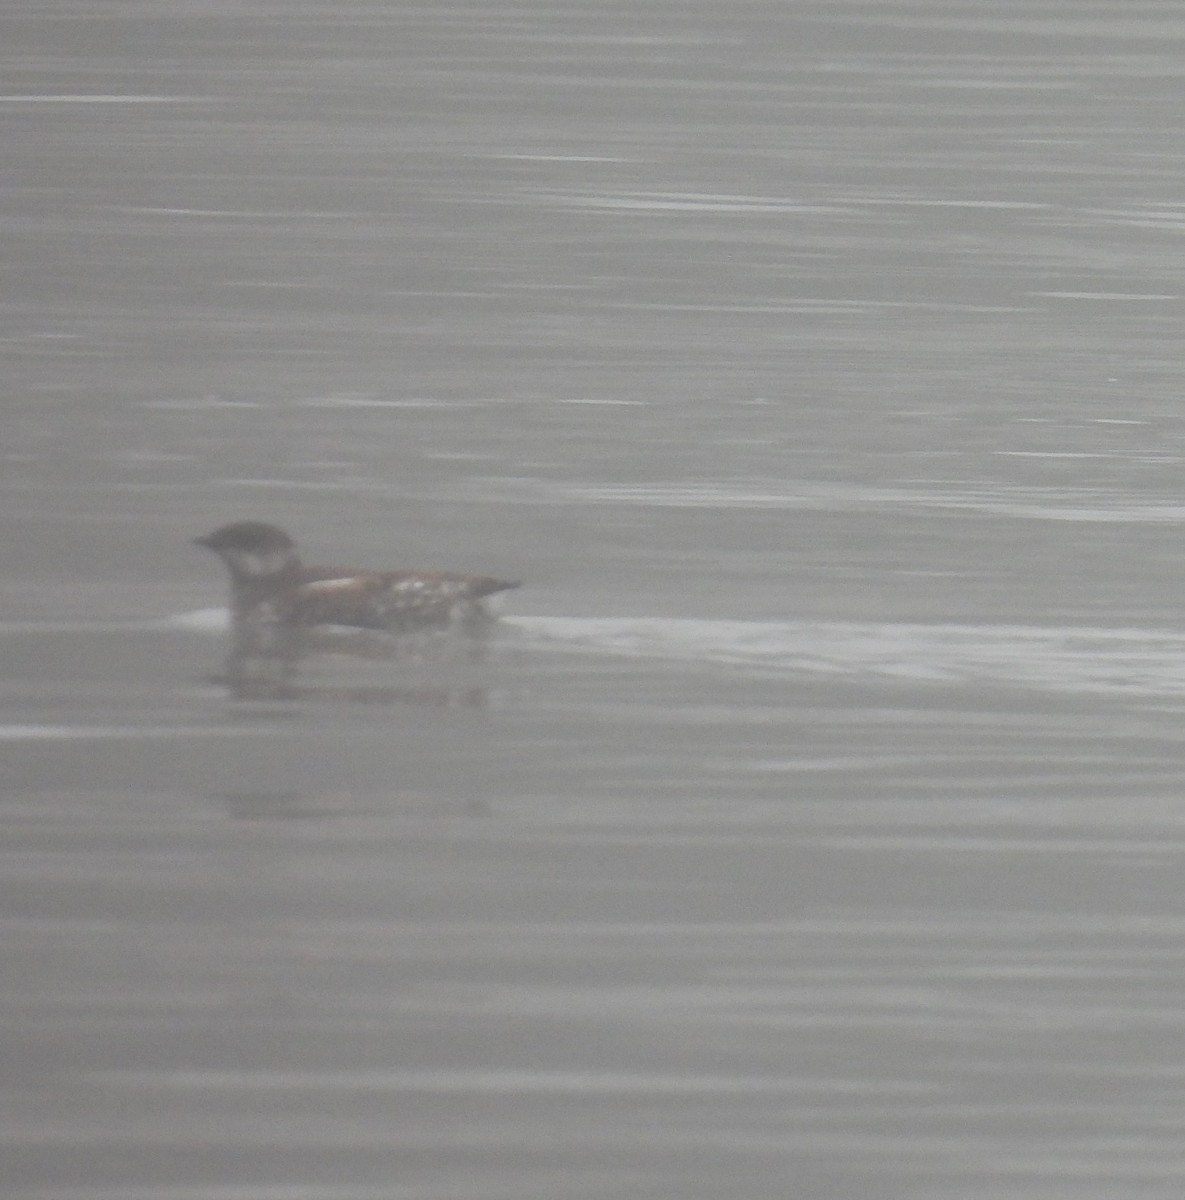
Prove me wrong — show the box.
[4,3,1185,1197]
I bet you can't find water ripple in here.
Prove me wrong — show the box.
[513,616,1185,697]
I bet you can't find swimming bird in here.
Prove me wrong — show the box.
[194,520,519,679]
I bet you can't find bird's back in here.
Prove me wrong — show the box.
[293,566,520,632]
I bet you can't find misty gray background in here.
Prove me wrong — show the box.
[4,2,1185,1197]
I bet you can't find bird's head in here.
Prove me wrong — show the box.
[193,521,301,584]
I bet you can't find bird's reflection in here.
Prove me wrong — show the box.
[216,673,491,706]
[218,790,355,820]
[207,625,500,705]
[215,789,494,822]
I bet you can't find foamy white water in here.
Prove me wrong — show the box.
[167,607,230,633]
[515,616,1185,697]
[163,608,1185,698]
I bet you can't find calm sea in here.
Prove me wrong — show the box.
[4,2,1185,1197]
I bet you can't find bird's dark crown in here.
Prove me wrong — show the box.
[193,520,295,556]
[194,520,302,587]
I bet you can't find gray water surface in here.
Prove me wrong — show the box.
[4,3,1185,1197]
